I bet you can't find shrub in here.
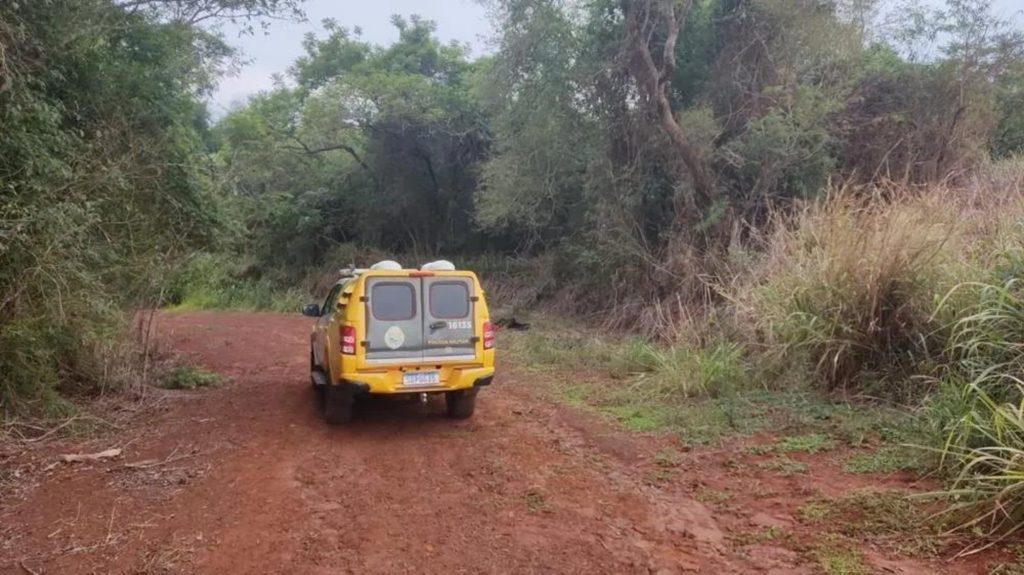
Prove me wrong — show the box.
[742,191,965,397]
[162,365,223,390]
[167,253,306,313]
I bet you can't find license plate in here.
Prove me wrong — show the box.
[403,371,440,386]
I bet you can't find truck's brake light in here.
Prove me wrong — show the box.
[340,325,356,355]
[482,320,495,350]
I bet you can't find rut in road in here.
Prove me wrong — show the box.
[2,311,954,574]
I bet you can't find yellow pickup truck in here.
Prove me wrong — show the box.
[302,260,495,423]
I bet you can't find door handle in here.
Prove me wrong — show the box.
[429,321,446,331]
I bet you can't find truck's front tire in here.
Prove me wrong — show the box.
[324,384,354,424]
[446,389,477,419]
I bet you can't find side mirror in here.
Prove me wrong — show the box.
[301,303,321,317]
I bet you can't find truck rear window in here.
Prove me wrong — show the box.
[429,282,469,319]
[371,282,416,321]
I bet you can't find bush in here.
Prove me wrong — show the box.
[162,365,223,390]
[167,253,307,313]
[742,190,966,397]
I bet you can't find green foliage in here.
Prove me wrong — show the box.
[758,456,809,476]
[215,15,489,273]
[924,277,1024,537]
[162,365,223,390]
[778,433,835,454]
[613,339,749,399]
[0,0,243,418]
[801,489,941,556]
[845,445,929,474]
[167,253,306,312]
[814,541,870,575]
[502,322,926,447]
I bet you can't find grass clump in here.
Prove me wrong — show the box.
[161,365,223,390]
[844,445,929,474]
[742,192,963,398]
[733,525,791,546]
[758,456,808,476]
[814,539,870,575]
[801,489,941,556]
[613,339,748,399]
[778,433,835,453]
[924,276,1024,538]
[523,488,550,514]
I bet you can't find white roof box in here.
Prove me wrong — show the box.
[370,260,403,271]
[421,260,456,271]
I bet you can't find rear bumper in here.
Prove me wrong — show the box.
[338,366,495,395]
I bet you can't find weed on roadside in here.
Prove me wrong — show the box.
[654,449,679,468]
[844,445,930,474]
[747,443,776,455]
[799,489,942,556]
[758,456,808,476]
[733,525,792,546]
[644,468,675,486]
[814,537,870,575]
[695,488,732,505]
[778,433,835,453]
[161,365,222,390]
[524,488,550,514]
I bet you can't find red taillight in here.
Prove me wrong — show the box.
[340,325,356,355]
[482,320,495,350]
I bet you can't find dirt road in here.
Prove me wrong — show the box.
[0,312,994,573]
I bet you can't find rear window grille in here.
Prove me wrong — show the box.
[371,283,416,321]
[429,282,470,319]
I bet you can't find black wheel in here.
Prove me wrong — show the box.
[446,389,477,419]
[324,384,354,424]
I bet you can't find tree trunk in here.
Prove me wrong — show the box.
[620,0,713,217]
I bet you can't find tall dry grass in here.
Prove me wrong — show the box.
[736,189,968,397]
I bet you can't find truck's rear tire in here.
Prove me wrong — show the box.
[446,389,477,419]
[324,384,354,424]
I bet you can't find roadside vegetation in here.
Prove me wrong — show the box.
[5,0,1024,557]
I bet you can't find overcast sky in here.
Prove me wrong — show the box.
[209,0,492,115]
[208,0,1023,115]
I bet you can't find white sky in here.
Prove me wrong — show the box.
[209,0,492,115]
[207,0,1023,116]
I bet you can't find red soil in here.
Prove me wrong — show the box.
[0,311,1004,573]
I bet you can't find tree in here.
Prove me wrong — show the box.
[620,0,713,217]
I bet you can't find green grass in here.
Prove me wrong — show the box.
[814,539,870,575]
[758,456,808,476]
[924,277,1024,538]
[644,468,675,485]
[695,488,732,505]
[172,283,305,313]
[799,489,941,556]
[506,323,928,449]
[778,433,836,453]
[798,501,832,521]
[732,525,792,546]
[161,365,223,390]
[844,445,930,474]
[653,449,679,468]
